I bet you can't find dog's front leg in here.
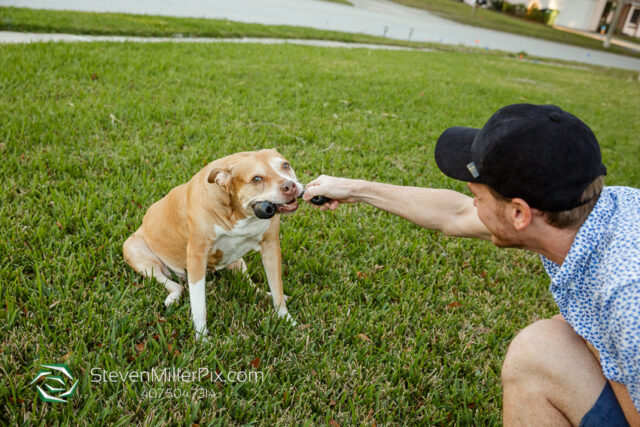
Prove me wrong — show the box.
[187,236,210,341]
[259,218,296,326]
[227,258,289,301]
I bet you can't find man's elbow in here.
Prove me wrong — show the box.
[439,218,480,239]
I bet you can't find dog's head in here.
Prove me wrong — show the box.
[208,149,303,217]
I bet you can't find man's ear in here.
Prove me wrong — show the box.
[510,198,532,231]
[207,168,232,189]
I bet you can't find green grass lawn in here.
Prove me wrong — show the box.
[1,39,639,424]
[1,5,639,60]
[390,0,640,58]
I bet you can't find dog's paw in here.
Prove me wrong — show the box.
[195,328,209,343]
[277,308,297,326]
[164,292,181,307]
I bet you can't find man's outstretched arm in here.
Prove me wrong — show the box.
[304,175,491,240]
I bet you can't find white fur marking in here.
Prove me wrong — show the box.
[270,158,296,181]
[212,217,270,270]
[164,292,181,307]
[268,158,303,197]
[277,306,297,326]
[188,278,208,340]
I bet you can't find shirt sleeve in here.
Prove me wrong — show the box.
[602,282,640,411]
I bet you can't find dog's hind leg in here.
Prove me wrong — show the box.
[226,258,249,276]
[227,258,259,291]
[123,230,183,307]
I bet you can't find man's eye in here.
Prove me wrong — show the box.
[252,176,263,183]
[283,163,290,170]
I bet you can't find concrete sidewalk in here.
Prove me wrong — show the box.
[0,30,427,51]
[553,25,640,53]
[1,0,640,70]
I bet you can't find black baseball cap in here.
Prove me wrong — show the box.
[434,104,607,212]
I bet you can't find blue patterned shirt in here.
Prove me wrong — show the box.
[541,186,640,410]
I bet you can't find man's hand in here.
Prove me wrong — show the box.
[303,175,359,211]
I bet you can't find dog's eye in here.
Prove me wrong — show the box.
[282,163,290,170]
[252,176,263,183]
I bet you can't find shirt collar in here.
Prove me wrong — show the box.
[541,190,613,289]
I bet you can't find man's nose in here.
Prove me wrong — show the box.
[281,180,296,195]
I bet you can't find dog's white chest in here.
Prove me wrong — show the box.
[212,217,270,270]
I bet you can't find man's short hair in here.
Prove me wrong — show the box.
[488,176,604,229]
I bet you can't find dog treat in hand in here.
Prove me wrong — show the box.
[309,195,331,206]
[300,190,332,206]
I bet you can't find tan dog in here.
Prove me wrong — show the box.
[123,149,302,340]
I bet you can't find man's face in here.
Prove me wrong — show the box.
[468,182,523,248]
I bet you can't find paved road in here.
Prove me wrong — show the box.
[2,0,639,70]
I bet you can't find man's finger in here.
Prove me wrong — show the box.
[303,187,321,201]
[304,175,327,190]
[303,181,324,198]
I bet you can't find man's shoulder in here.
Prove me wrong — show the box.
[591,186,640,238]
[567,186,640,293]
[601,185,640,207]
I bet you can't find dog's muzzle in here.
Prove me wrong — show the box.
[252,191,332,220]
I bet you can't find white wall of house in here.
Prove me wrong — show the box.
[462,0,528,5]
[554,0,608,31]
[533,0,559,9]
[621,1,640,36]
[464,0,617,33]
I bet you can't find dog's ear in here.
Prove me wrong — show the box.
[207,168,232,189]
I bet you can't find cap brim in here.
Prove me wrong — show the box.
[434,126,481,183]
